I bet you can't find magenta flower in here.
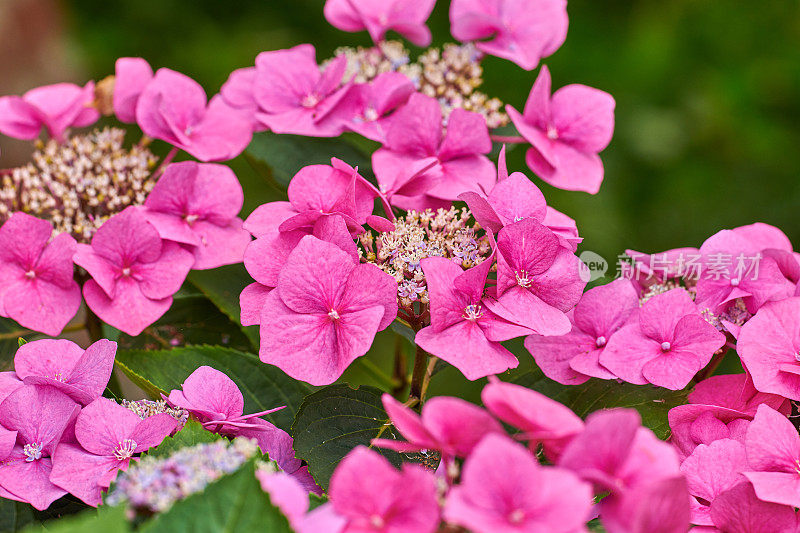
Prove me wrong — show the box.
[142,161,251,269]
[525,278,639,385]
[258,236,397,385]
[324,0,436,46]
[507,65,615,193]
[668,404,752,460]
[680,439,748,526]
[135,68,252,161]
[50,397,177,506]
[488,218,585,335]
[600,288,726,390]
[339,72,415,142]
[372,393,504,463]
[450,0,568,70]
[481,378,583,456]
[113,57,153,123]
[709,482,798,533]
[14,339,115,405]
[373,93,495,210]
[74,207,195,336]
[444,434,593,533]
[741,404,800,509]
[0,385,80,510]
[0,213,80,336]
[415,256,533,380]
[328,446,440,533]
[738,297,800,400]
[0,82,99,142]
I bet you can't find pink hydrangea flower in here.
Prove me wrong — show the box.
[488,218,585,335]
[0,82,99,142]
[709,482,798,533]
[50,397,177,506]
[324,0,436,46]
[372,393,504,465]
[600,288,726,390]
[525,278,639,385]
[0,384,80,510]
[414,256,533,380]
[0,213,80,336]
[737,297,800,400]
[507,65,615,193]
[135,68,252,161]
[328,446,440,533]
[339,72,415,142]
[444,434,593,533]
[142,161,251,269]
[113,57,153,123]
[668,404,752,461]
[14,339,115,405]
[258,236,397,385]
[74,207,195,336]
[450,0,568,70]
[373,93,495,210]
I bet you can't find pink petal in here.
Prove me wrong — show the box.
[243,201,297,238]
[573,278,639,338]
[638,288,698,342]
[0,452,66,510]
[745,404,800,472]
[135,241,194,300]
[50,444,118,506]
[0,384,79,454]
[339,263,397,331]
[524,328,597,384]
[113,57,154,123]
[521,64,552,128]
[709,482,798,533]
[438,108,492,161]
[599,324,662,385]
[2,276,81,336]
[487,172,548,226]
[240,282,272,327]
[180,365,245,420]
[420,396,504,457]
[420,257,471,331]
[378,394,437,450]
[130,413,178,450]
[385,93,442,156]
[0,96,43,140]
[184,96,253,162]
[428,155,496,201]
[551,83,615,153]
[244,230,306,288]
[83,277,172,336]
[253,45,320,114]
[489,286,571,336]
[74,398,142,455]
[742,471,800,509]
[189,219,251,269]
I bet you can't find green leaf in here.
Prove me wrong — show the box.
[145,420,221,459]
[512,371,688,439]
[115,345,311,431]
[0,499,36,532]
[389,318,415,344]
[291,384,402,490]
[23,505,128,533]
[187,264,259,349]
[245,131,372,187]
[139,461,292,533]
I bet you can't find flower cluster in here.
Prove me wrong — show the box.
[121,398,189,430]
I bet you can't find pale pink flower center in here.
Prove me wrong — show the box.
[184,213,199,225]
[463,304,483,321]
[369,514,385,528]
[596,336,607,348]
[25,270,36,279]
[301,93,320,108]
[661,341,671,352]
[113,439,138,461]
[508,509,525,524]
[730,277,740,287]
[328,309,341,320]
[121,267,132,277]
[363,107,379,122]
[546,124,559,140]
[23,442,43,462]
[515,270,531,288]
[51,371,68,383]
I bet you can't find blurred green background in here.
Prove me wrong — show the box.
[3,0,799,397]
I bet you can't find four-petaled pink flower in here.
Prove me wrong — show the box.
[415,255,534,380]
[14,339,116,406]
[0,385,80,510]
[373,92,495,211]
[324,0,436,46]
[0,82,99,142]
[525,278,638,385]
[142,161,251,270]
[444,434,593,533]
[136,67,252,161]
[0,213,81,336]
[258,236,398,385]
[450,0,568,70]
[507,65,615,194]
[600,288,726,390]
[328,446,440,533]
[74,207,195,336]
[113,57,154,123]
[49,397,177,506]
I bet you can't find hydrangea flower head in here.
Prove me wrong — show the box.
[324,0,436,46]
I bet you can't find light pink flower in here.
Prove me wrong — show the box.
[0,213,80,336]
[113,57,154,123]
[600,288,725,390]
[414,256,533,380]
[258,236,397,385]
[324,0,436,46]
[328,446,440,533]
[737,297,800,400]
[525,278,638,385]
[709,482,798,533]
[507,65,615,194]
[444,434,593,533]
[135,68,252,161]
[373,93,495,210]
[74,207,195,336]
[142,161,251,269]
[372,393,504,463]
[450,0,568,70]
[339,72,415,142]
[14,339,115,406]
[50,397,177,506]
[0,82,99,142]
[0,385,80,510]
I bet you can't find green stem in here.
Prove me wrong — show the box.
[354,358,399,391]
[85,308,103,343]
[693,347,729,384]
[409,344,429,404]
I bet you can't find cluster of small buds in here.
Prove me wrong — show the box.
[121,399,189,431]
[359,207,491,310]
[106,437,259,516]
[638,280,692,306]
[0,127,159,242]
[332,40,412,84]
[701,298,752,333]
